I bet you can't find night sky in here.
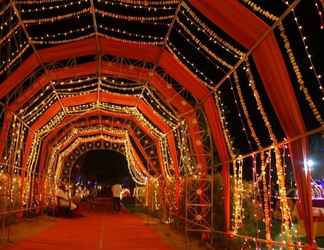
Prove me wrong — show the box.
[74,150,131,185]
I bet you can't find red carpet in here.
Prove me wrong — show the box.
[4,202,174,250]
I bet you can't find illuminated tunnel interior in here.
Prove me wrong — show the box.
[0,0,323,249]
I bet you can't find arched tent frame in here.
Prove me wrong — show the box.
[41,131,149,208]
[41,119,155,178]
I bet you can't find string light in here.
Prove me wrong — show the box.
[232,157,244,233]
[110,0,179,6]
[31,25,93,42]
[0,15,15,31]
[244,60,277,143]
[214,92,235,157]
[96,9,174,23]
[233,71,262,148]
[98,0,177,11]
[0,43,30,76]
[175,18,233,69]
[228,73,254,151]
[16,0,88,4]
[1,2,320,248]
[99,32,164,46]
[181,3,244,58]
[314,0,324,30]
[240,0,279,22]
[167,42,215,88]
[0,24,20,45]
[20,1,88,13]
[22,8,91,24]
[274,146,293,245]
[289,7,324,97]
[261,151,271,241]
[278,23,323,125]
[98,24,164,42]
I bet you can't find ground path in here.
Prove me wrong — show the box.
[1,198,175,250]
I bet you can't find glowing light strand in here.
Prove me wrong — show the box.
[181,3,244,57]
[278,23,323,125]
[240,0,279,22]
[175,18,233,69]
[22,8,91,24]
[96,9,174,22]
[290,7,324,97]
[233,71,262,148]
[229,73,254,151]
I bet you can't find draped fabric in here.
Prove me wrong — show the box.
[192,0,313,243]
[203,96,231,231]
[253,34,314,245]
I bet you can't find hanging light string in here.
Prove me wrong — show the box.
[98,24,164,41]
[32,25,93,41]
[23,94,57,124]
[245,60,294,242]
[0,11,15,30]
[103,0,180,7]
[100,81,143,91]
[144,88,179,124]
[281,0,324,98]
[251,155,262,245]
[0,43,30,76]
[56,82,97,92]
[0,24,20,45]
[18,84,52,114]
[174,18,233,70]
[240,0,279,22]
[96,9,174,22]
[98,0,177,11]
[181,3,244,58]
[261,151,272,241]
[233,71,262,148]
[167,42,216,89]
[214,92,235,158]
[20,1,87,13]
[98,32,164,46]
[232,157,244,233]
[314,0,324,30]
[291,9,324,97]
[22,7,91,24]
[278,23,323,125]
[16,0,88,4]
[244,60,277,144]
[228,73,254,152]
[274,147,293,245]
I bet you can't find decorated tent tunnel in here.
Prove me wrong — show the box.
[0,0,323,249]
